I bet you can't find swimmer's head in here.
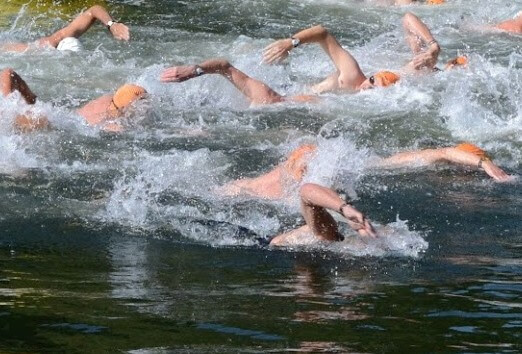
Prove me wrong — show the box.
[14,114,50,132]
[108,84,147,117]
[56,37,83,52]
[361,71,400,89]
[444,56,468,70]
[284,144,317,181]
[426,0,445,5]
[455,142,489,160]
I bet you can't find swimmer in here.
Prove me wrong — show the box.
[161,13,461,104]
[160,25,402,104]
[220,142,512,200]
[1,5,129,52]
[264,12,466,90]
[493,12,522,34]
[0,68,49,132]
[402,12,467,72]
[1,68,145,131]
[270,183,377,246]
[76,83,147,131]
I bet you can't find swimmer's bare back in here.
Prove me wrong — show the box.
[76,94,115,126]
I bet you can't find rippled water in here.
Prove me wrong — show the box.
[0,0,521,352]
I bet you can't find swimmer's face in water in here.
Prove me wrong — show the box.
[359,71,401,90]
[107,84,148,118]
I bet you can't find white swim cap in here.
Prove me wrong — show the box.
[56,37,83,52]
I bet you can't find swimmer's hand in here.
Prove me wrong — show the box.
[110,22,130,41]
[482,160,514,182]
[161,65,199,83]
[341,204,377,238]
[263,39,293,64]
[102,122,124,133]
[410,42,440,70]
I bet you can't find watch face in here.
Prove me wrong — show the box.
[292,38,300,47]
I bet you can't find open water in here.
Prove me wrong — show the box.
[0,0,521,352]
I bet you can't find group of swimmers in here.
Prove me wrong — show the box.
[1,3,518,246]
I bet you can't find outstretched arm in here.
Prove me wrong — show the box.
[160,58,283,105]
[494,13,522,33]
[402,12,440,70]
[1,68,37,104]
[40,5,129,48]
[375,147,512,182]
[263,25,366,92]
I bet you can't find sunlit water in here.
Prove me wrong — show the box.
[0,0,520,352]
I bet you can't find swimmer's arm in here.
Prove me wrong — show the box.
[41,5,129,48]
[264,25,365,88]
[0,42,30,52]
[375,147,512,182]
[402,12,440,70]
[443,148,512,182]
[300,183,377,239]
[0,68,36,104]
[263,25,328,64]
[161,59,282,104]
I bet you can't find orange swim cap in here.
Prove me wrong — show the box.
[445,56,468,70]
[373,71,400,87]
[284,144,317,181]
[455,142,489,159]
[109,84,147,116]
[14,114,50,132]
[427,0,445,4]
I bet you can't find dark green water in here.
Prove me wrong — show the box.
[1,0,521,352]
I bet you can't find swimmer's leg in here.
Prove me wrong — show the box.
[0,68,37,104]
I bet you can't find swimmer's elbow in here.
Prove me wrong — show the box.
[315,25,329,40]
[299,183,318,200]
[402,12,417,27]
[87,5,106,14]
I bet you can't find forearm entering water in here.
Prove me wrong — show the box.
[1,68,37,104]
